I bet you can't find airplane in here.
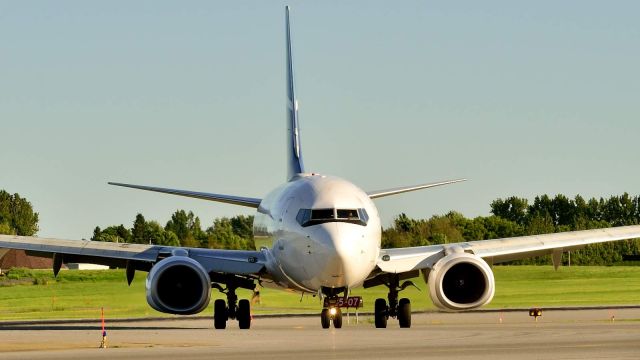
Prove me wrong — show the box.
[2,6,640,330]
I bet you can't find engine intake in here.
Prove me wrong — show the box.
[426,251,495,311]
[146,256,211,315]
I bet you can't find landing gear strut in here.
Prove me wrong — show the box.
[320,306,343,329]
[212,275,254,330]
[320,288,345,329]
[373,274,415,329]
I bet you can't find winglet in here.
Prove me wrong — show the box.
[285,6,305,180]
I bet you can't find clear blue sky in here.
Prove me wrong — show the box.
[1,1,638,239]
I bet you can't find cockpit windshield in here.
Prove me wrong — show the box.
[296,208,369,227]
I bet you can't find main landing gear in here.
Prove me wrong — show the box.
[373,274,416,329]
[212,275,254,330]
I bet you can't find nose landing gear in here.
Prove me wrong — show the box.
[320,287,346,329]
[320,307,343,329]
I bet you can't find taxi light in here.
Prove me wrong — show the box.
[329,307,337,316]
[529,308,542,318]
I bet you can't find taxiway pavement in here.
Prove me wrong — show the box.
[1,308,639,359]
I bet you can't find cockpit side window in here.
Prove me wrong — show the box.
[358,208,369,223]
[296,208,311,226]
[296,208,369,227]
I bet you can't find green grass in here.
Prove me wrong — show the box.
[491,266,640,308]
[1,266,639,320]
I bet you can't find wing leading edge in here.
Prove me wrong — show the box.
[108,182,262,208]
[366,179,467,199]
[0,234,266,275]
[376,225,640,274]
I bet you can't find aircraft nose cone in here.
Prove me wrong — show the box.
[312,223,368,288]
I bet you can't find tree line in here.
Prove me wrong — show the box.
[0,190,39,236]
[382,193,640,265]
[91,211,255,250]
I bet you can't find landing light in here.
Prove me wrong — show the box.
[329,307,337,316]
[529,308,542,321]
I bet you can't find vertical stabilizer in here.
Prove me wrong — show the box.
[285,6,305,180]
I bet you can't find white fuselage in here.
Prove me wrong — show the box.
[253,174,381,293]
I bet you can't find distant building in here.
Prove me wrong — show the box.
[0,250,108,273]
[65,263,109,270]
[0,249,53,272]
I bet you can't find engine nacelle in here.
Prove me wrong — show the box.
[146,256,211,315]
[426,251,495,311]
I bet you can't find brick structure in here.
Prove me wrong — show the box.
[0,249,52,270]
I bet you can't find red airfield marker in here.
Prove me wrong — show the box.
[99,307,107,349]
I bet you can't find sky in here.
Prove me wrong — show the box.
[1,1,639,239]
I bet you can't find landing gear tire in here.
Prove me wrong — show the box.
[320,309,331,329]
[333,308,343,329]
[237,299,251,329]
[398,298,411,328]
[214,299,228,330]
[374,298,388,329]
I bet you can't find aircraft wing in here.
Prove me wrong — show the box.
[376,225,640,274]
[366,179,467,199]
[108,182,262,208]
[0,234,266,275]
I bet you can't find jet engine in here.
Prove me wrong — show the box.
[146,256,211,315]
[426,250,495,311]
